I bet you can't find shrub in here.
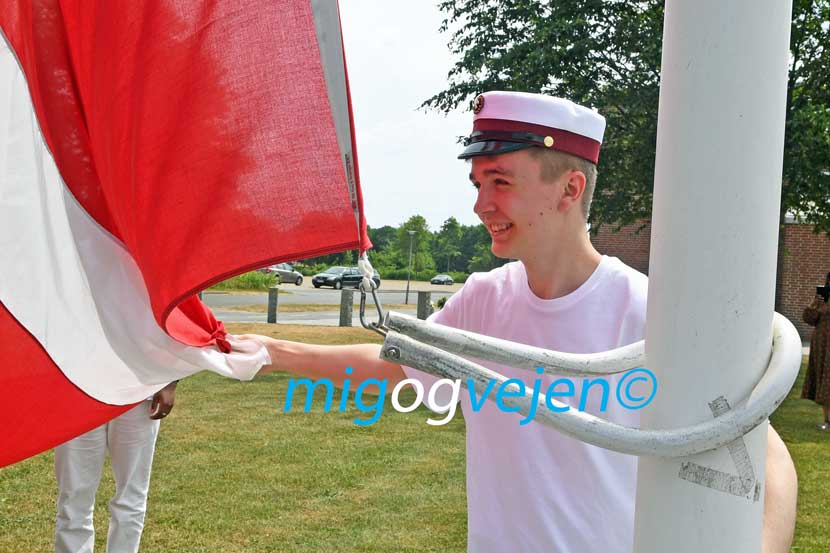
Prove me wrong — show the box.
[447,271,469,284]
[210,271,277,290]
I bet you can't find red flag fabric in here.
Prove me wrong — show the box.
[0,0,370,467]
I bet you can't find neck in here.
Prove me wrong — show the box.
[521,224,602,300]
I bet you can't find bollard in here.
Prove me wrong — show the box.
[339,289,354,327]
[416,291,432,320]
[267,286,279,323]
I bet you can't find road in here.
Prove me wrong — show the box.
[204,280,455,325]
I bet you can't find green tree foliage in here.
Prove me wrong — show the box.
[458,224,486,266]
[425,0,830,233]
[468,241,499,272]
[466,224,508,272]
[367,225,398,253]
[784,0,830,232]
[398,215,437,272]
[433,216,464,271]
[299,249,355,269]
[300,216,507,279]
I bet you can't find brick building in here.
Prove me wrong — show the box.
[591,220,830,341]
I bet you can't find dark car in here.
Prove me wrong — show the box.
[430,274,455,285]
[258,263,304,286]
[312,266,381,289]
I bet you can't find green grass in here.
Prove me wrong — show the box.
[770,357,830,552]
[0,325,466,553]
[0,327,826,552]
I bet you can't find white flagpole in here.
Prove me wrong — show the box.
[634,0,793,551]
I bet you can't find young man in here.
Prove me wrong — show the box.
[246,91,796,552]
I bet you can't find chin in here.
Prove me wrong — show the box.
[490,241,516,260]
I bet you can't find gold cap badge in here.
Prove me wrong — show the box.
[544,136,555,148]
[472,94,485,114]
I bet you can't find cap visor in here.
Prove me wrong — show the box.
[457,140,536,160]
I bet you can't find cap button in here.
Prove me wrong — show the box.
[544,136,555,148]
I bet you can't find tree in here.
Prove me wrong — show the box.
[464,224,509,273]
[398,215,436,272]
[783,0,830,233]
[425,0,830,233]
[367,225,398,254]
[433,216,464,271]
[468,240,506,272]
[459,223,486,266]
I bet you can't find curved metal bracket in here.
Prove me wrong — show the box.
[385,311,645,377]
[380,312,801,458]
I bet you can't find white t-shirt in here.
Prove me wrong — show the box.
[403,256,648,553]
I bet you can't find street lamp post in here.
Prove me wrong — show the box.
[405,230,415,304]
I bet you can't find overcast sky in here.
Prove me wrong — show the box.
[339,1,480,230]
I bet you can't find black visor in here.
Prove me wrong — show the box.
[457,129,548,159]
[458,140,537,159]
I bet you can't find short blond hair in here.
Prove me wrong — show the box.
[527,148,597,219]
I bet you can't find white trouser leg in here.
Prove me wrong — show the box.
[55,424,108,553]
[105,401,159,553]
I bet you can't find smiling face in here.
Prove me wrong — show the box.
[469,148,586,262]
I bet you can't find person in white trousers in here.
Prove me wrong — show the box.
[54,381,177,553]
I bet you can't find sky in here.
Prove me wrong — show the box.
[338,1,480,230]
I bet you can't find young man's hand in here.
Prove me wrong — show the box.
[235,335,405,392]
[235,334,281,372]
[149,381,178,420]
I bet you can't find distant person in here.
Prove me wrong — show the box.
[54,381,177,553]
[802,272,830,430]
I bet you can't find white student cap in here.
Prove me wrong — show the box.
[458,91,606,164]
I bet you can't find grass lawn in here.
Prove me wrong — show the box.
[769,356,830,552]
[0,325,826,552]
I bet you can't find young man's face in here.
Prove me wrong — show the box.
[469,148,568,261]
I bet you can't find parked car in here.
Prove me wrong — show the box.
[312,266,381,289]
[258,263,304,285]
[430,274,455,285]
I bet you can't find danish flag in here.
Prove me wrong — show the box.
[0,0,369,467]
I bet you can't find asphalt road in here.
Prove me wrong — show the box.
[203,286,455,307]
[211,307,419,326]
[204,281,453,324]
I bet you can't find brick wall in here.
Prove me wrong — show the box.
[590,221,830,341]
[778,224,830,340]
[591,221,652,275]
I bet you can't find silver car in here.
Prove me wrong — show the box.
[259,263,304,286]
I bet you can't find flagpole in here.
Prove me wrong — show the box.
[633,1,793,551]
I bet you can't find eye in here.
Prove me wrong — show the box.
[494,179,510,186]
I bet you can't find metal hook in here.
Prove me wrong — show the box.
[359,281,387,336]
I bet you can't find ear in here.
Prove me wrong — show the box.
[557,170,586,214]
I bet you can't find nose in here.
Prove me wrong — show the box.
[474,183,495,218]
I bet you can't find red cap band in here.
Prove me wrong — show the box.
[473,119,601,164]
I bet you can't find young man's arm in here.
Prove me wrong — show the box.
[245,336,407,394]
[763,425,798,553]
